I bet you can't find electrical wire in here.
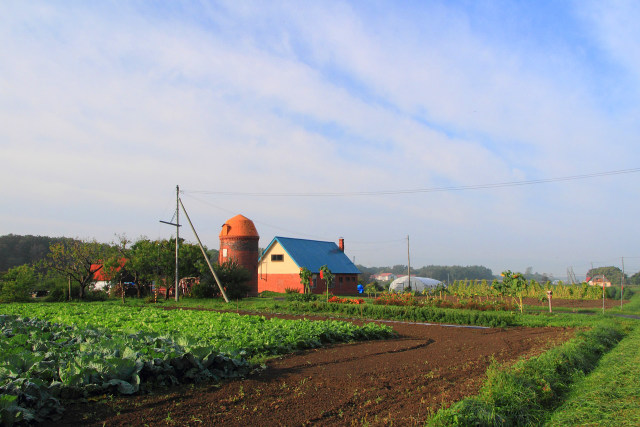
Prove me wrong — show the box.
[183,167,640,197]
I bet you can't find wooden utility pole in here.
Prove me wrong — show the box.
[175,185,180,302]
[159,186,182,301]
[407,235,411,292]
[621,256,625,310]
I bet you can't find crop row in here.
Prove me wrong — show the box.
[447,279,609,300]
[0,303,395,424]
[276,300,518,328]
[0,303,394,359]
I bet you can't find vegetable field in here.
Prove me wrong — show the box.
[0,303,394,424]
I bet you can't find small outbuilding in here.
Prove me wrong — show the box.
[389,276,444,293]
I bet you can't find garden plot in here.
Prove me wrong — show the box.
[56,315,575,426]
[0,303,394,424]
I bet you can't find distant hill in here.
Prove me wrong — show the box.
[0,234,71,272]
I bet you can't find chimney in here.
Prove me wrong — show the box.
[338,238,344,252]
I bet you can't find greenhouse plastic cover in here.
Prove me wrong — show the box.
[389,276,444,293]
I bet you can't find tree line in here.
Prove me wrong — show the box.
[0,234,246,303]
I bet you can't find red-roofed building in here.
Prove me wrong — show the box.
[91,258,127,290]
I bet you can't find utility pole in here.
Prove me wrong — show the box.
[407,235,411,292]
[175,185,180,302]
[159,186,181,302]
[621,256,625,310]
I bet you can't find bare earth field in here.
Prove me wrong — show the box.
[52,313,575,427]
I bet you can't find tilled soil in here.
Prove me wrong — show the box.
[53,317,574,427]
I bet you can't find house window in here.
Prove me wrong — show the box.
[312,274,317,288]
[271,254,284,262]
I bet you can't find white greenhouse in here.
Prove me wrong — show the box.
[389,276,444,293]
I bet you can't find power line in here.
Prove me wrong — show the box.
[184,167,640,197]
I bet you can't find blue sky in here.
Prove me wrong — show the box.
[2,1,639,279]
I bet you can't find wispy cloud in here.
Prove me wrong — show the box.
[0,1,638,276]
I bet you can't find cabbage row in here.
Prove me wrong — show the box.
[0,303,394,424]
[0,303,395,358]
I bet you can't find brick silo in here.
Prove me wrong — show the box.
[219,214,259,295]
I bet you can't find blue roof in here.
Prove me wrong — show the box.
[261,236,361,274]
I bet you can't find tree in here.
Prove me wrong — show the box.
[195,259,250,299]
[502,270,528,313]
[0,234,70,272]
[213,259,251,300]
[320,265,334,303]
[0,264,37,302]
[299,267,312,294]
[45,239,113,300]
[587,266,626,287]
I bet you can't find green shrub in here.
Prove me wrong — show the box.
[191,280,217,298]
[0,264,37,302]
[286,293,318,302]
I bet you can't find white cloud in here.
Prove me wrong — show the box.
[0,1,638,276]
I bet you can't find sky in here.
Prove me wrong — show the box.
[2,1,639,279]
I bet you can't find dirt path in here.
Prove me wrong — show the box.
[54,318,574,427]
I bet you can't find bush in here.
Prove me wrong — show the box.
[286,293,318,302]
[85,290,109,301]
[45,282,80,302]
[0,264,37,302]
[605,286,634,300]
[191,280,217,298]
[198,259,252,300]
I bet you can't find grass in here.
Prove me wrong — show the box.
[425,290,640,426]
[427,322,628,426]
[545,324,640,426]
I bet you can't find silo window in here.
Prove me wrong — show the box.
[271,254,284,262]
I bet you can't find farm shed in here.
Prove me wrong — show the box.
[389,276,443,293]
[258,236,360,294]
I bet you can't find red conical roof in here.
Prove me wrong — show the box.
[219,214,259,238]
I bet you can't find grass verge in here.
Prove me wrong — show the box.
[545,324,640,426]
[427,322,626,426]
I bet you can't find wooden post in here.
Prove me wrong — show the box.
[602,277,605,315]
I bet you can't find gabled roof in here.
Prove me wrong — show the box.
[261,236,361,274]
[91,258,127,282]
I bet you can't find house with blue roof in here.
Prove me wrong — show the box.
[258,236,361,294]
